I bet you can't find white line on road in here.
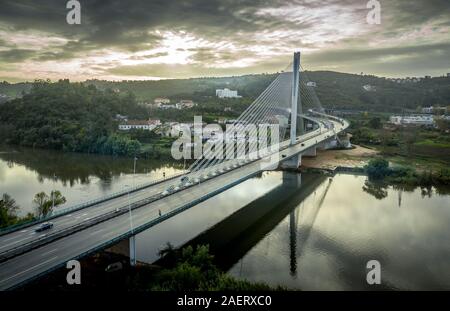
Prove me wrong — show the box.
[40,248,58,257]
[0,256,58,285]
[1,235,20,242]
[101,231,112,238]
[90,229,104,236]
[0,236,34,250]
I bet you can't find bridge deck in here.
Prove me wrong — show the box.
[0,117,348,290]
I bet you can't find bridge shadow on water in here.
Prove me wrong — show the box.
[173,172,327,272]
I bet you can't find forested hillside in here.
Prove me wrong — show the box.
[1,71,449,112]
[0,80,146,155]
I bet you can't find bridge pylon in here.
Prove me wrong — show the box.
[290,52,300,145]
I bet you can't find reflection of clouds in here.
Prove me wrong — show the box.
[135,172,283,263]
[229,174,450,290]
[0,162,6,182]
[0,150,184,216]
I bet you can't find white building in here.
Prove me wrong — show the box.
[216,88,242,98]
[363,84,376,92]
[154,97,170,104]
[176,100,195,109]
[389,115,434,126]
[159,104,177,109]
[118,119,161,131]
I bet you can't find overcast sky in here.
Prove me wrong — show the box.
[0,0,449,82]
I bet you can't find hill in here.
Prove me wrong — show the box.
[1,71,449,112]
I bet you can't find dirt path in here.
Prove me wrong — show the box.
[301,145,378,170]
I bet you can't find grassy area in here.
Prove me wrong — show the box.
[414,139,450,148]
[346,112,450,171]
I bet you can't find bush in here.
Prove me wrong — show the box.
[365,158,390,179]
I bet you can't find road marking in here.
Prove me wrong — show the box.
[0,256,58,285]
[40,248,58,257]
[1,235,19,242]
[90,228,104,235]
[0,236,33,250]
[101,231,112,238]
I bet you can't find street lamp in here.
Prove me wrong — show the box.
[125,184,136,266]
[133,156,138,188]
[52,173,56,213]
[124,184,134,233]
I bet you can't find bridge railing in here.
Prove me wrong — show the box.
[0,170,188,236]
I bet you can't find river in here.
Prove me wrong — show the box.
[1,145,449,290]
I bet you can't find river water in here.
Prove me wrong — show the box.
[1,146,449,290]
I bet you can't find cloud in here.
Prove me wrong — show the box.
[0,0,449,80]
[0,49,35,62]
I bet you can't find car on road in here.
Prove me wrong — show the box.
[162,185,176,196]
[35,222,54,232]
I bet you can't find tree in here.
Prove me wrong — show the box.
[365,158,391,179]
[33,191,66,218]
[368,117,382,129]
[0,193,19,228]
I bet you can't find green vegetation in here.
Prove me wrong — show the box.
[364,158,450,193]
[3,72,450,112]
[1,190,68,229]
[33,191,67,218]
[363,158,450,199]
[0,80,150,157]
[347,112,450,172]
[0,193,36,229]
[147,244,280,291]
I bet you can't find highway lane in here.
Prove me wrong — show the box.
[0,174,184,253]
[0,151,274,289]
[0,118,348,289]
[0,122,324,253]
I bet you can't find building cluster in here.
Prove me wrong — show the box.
[216,88,242,98]
[0,94,9,103]
[421,106,448,114]
[363,84,376,92]
[138,98,195,110]
[118,118,161,131]
[389,115,434,126]
[387,77,422,84]
[387,114,450,127]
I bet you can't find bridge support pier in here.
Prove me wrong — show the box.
[317,139,338,150]
[282,171,302,187]
[302,146,316,157]
[129,235,137,266]
[280,154,302,170]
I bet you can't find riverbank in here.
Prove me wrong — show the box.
[19,245,280,291]
[301,145,378,171]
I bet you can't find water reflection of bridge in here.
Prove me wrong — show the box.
[176,172,332,273]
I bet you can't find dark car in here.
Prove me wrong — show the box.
[35,222,54,232]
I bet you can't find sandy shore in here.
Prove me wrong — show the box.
[301,145,378,170]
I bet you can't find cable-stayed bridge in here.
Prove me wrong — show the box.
[0,52,349,290]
